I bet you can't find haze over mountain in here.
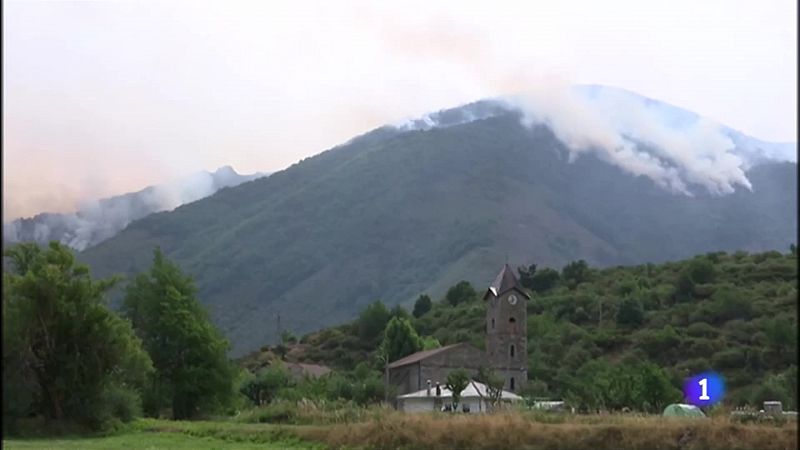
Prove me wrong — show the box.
[4,166,267,251]
[78,86,797,356]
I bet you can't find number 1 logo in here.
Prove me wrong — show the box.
[684,372,724,406]
[698,378,710,400]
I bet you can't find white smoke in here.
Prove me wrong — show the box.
[502,84,755,196]
[3,167,267,251]
[392,84,788,196]
[392,100,508,132]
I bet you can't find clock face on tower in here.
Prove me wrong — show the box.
[508,294,518,305]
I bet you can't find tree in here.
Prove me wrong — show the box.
[710,285,753,322]
[530,268,560,293]
[517,264,537,289]
[3,242,152,429]
[240,364,290,406]
[636,362,681,412]
[421,336,441,350]
[637,326,681,360]
[765,316,797,359]
[123,248,235,419]
[616,297,644,327]
[476,367,505,410]
[688,258,716,284]
[390,304,411,321]
[674,271,695,302]
[281,330,297,345]
[562,260,590,289]
[357,300,391,341]
[446,281,477,306]
[412,294,432,318]
[381,317,423,363]
[445,369,471,412]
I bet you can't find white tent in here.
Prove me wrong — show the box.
[397,380,522,413]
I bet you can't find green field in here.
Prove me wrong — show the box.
[3,432,313,449]
[3,419,324,450]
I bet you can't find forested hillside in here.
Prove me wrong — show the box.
[79,103,797,356]
[267,249,798,409]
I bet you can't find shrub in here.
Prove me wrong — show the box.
[712,348,747,369]
[83,384,143,430]
[687,322,719,338]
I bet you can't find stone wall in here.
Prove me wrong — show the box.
[388,344,488,396]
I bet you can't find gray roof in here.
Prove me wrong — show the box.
[387,343,468,369]
[287,362,331,378]
[483,264,530,299]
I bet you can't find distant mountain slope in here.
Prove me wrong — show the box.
[79,92,797,356]
[4,166,267,251]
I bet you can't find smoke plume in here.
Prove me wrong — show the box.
[3,166,266,251]
[393,83,793,196]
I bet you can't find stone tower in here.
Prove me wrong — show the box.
[484,264,529,392]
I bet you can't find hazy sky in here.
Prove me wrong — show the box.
[3,0,797,220]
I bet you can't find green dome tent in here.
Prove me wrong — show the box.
[662,403,706,418]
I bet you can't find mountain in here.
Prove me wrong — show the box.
[78,87,797,356]
[3,166,267,251]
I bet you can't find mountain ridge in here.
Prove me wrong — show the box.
[77,96,796,356]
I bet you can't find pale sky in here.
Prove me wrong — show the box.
[3,0,797,220]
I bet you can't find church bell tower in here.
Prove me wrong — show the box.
[484,264,529,392]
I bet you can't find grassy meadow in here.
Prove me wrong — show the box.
[4,412,797,450]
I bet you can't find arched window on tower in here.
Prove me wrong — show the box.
[510,344,515,358]
[510,377,515,391]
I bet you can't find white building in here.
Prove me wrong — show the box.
[397,379,522,413]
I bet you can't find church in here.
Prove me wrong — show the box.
[387,264,530,396]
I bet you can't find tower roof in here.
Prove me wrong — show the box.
[483,264,530,300]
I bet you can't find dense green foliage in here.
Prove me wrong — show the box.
[79,106,798,356]
[291,249,798,410]
[413,294,432,318]
[123,249,236,420]
[237,362,386,409]
[564,360,681,412]
[475,367,505,408]
[446,281,478,306]
[445,369,471,411]
[357,301,392,341]
[381,317,423,363]
[2,243,153,430]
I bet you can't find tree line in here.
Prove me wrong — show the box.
[293,248,798,412]
[3,242,234,432]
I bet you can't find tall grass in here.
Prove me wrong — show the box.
[232,399,392,425]
[300,412,798,450]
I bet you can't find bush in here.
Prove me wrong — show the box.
[84,385,143,430]
[686,322,719,338]
[712,348,747,369]
[688,258,716,284]
[562,260,590,289]
[637,326,680,360]
[616,297,644,327]
[711,286,753,322]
